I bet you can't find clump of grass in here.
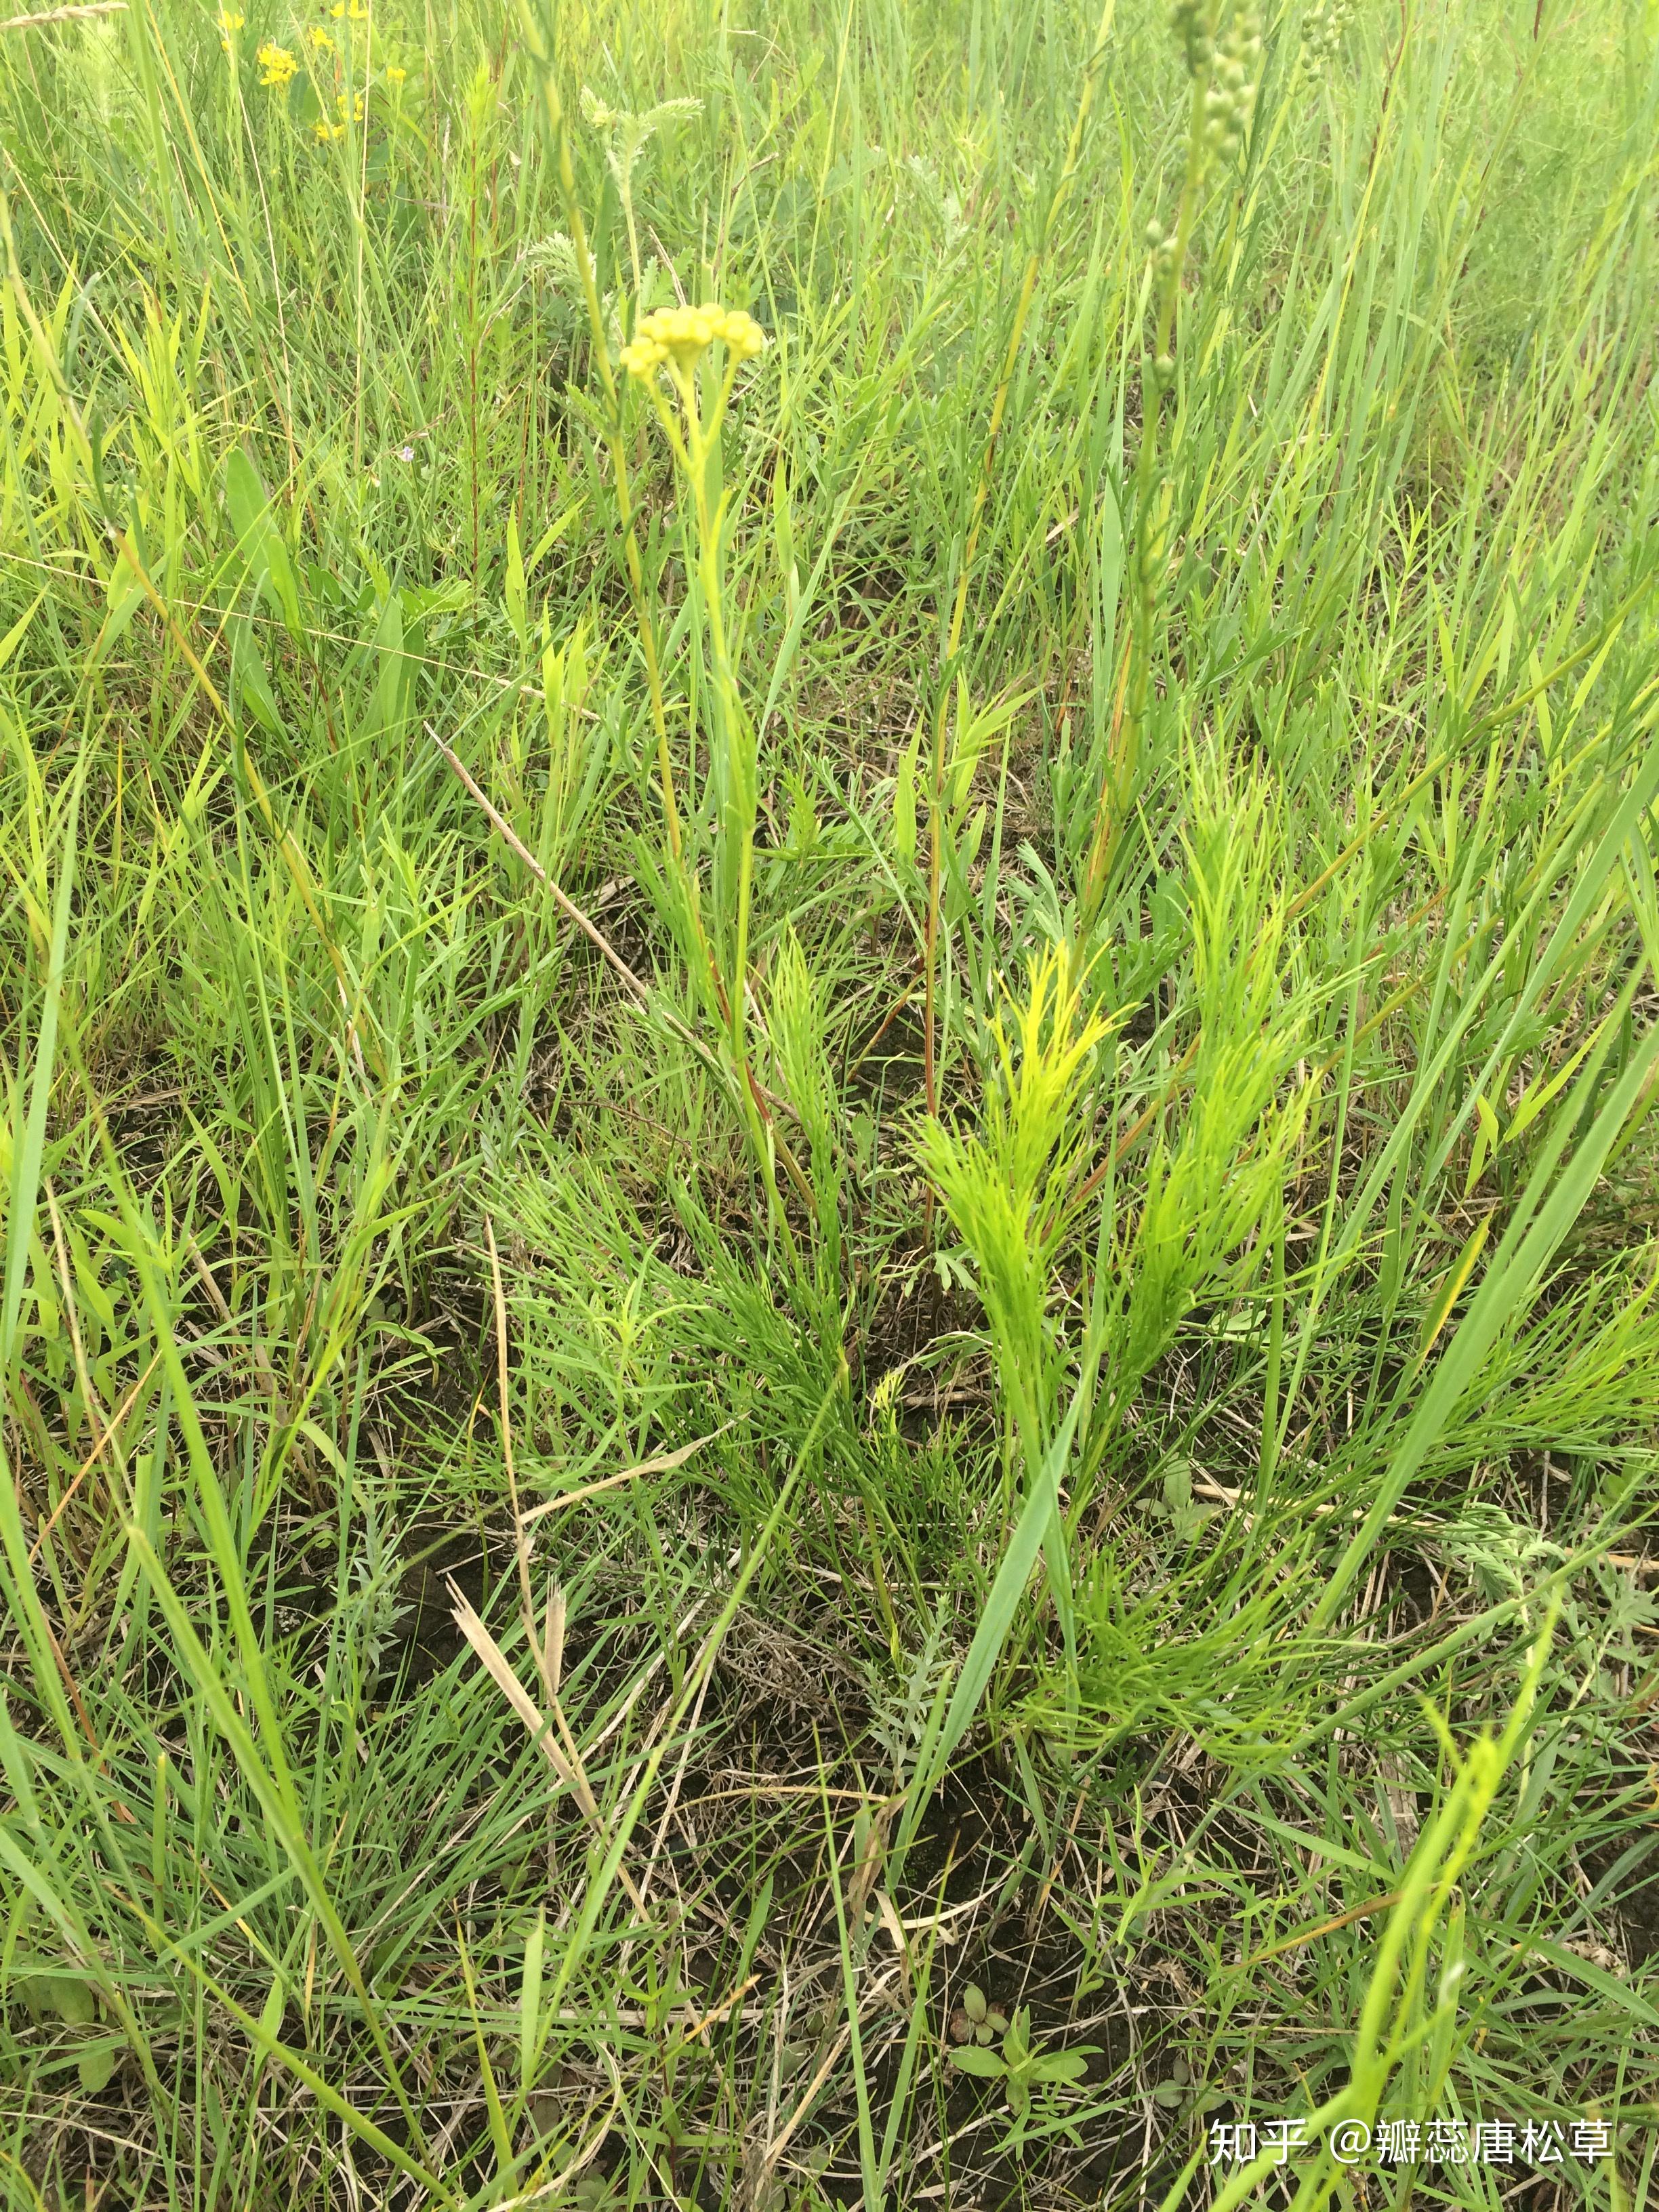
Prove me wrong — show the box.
[2,0,1659,2203]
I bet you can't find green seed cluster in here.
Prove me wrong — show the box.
[1167,0,1218,78]
[1301,0,1354,65]
[1202,2,1263,161]
[1144,216,1179,286]
[1167,3,1263,155]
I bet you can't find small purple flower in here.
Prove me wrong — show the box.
[398,444,415,462]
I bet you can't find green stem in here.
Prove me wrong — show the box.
[661,361,802,1247]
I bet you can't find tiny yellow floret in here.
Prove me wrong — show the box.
[257,40,296,85]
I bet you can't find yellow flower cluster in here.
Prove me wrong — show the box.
[257,39,296,85]
[619,304,764,380]
[314,88,365,138]
[306,26,333,50]
[329,0,370,19]
[217,8,244,42]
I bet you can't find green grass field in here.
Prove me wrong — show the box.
[3,0,1658,2202]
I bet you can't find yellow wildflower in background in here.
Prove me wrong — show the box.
[306,26,333,51]
[257,40,296,85]
[313,88,364,138]
[328,0,370,19]
[217,9,244,50]
[386,62,406,83]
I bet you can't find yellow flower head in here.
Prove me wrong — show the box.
[306,26,333,49]
[620,302,765,380]
[257,39,296,85]
[328,0,370,18]
[217,9,244,38]
[386,61,406,82]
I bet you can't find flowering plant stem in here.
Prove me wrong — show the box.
[640,359,765,1122]
[512,1,806,1238]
